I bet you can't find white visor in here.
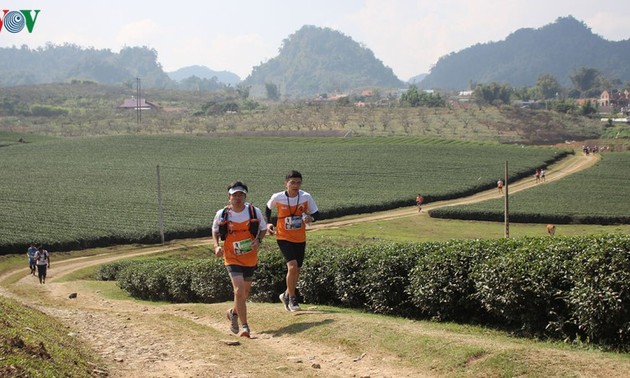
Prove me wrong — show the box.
[228,186,247,194]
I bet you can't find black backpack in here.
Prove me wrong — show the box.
[218,204,259,241]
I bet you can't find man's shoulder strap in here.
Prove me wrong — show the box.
[220,206,230,221]
[248,204,258,220]
[248,204,259,237]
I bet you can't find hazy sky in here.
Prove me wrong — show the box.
[1,1,628,81]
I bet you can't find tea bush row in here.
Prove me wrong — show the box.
[97,249,287,303]
[97,234,630,349]
[429,207,630,225]
[405,235,629,349]
[112,259,233,303]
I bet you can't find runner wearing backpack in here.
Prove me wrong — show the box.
[212,181,267,338]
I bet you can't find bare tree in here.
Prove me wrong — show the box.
[399,109,412,135]
[380,110,392,132]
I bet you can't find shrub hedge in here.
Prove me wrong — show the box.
[407,239,503,322]
[568,235,630,346]
[96,234,630,349]
[112,259,232,303]
[297,245,340,306]
[472,238,578,338]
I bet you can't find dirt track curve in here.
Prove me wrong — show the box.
[310,152,600,229]
[0,152,600,378]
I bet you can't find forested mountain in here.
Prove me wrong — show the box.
[408,73,428,84]
[167,65,240,85]
[243,25,404,98]
[3,17,626,96]
[0,44,173,88]
[420,16,630,90]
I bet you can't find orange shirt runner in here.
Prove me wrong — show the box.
[212,204,266,267]
[267,190,318,243]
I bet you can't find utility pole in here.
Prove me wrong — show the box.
[136,77,141,124]
[156,164,165,244]
[504,160,509,238]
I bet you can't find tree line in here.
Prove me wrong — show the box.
[466,67,630,115]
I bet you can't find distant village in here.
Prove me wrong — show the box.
[119,87,630,123]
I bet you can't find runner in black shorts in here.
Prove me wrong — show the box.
[212,181,267,338]
[277,240,306,268]
[266,171,319,312]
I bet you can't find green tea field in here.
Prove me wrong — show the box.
[0,134,565,252]
[431,151,630,224]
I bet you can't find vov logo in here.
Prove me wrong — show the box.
[0,9,40,33]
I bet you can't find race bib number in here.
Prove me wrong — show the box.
[233,239,253,255]
[285,215,303,230]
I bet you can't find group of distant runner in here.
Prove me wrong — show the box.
[26,242,50,284]
[582,145,609,155]
[496,166,548,194]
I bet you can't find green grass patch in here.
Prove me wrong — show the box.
[0,296,105,377]
[241,302,630,377]
[313,214,628,243]
[82,280,132,300]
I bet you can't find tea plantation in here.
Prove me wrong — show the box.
[0,134,566,253]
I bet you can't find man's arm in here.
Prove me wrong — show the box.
[212,231,223,257]
[265,206,276,234]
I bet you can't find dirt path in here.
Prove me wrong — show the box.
[310,152,600,229]
[0,152,601,377]
[1,252,424,378]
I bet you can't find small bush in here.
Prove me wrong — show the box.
[163,262,196,302]
[334,247,371,309]
[116,261,166,300]
[362,243,424,317]
[189,259,232,303]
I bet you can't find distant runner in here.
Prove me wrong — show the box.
[27,242,37,276]
[416,193,423,213]
[34,246,50,284]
